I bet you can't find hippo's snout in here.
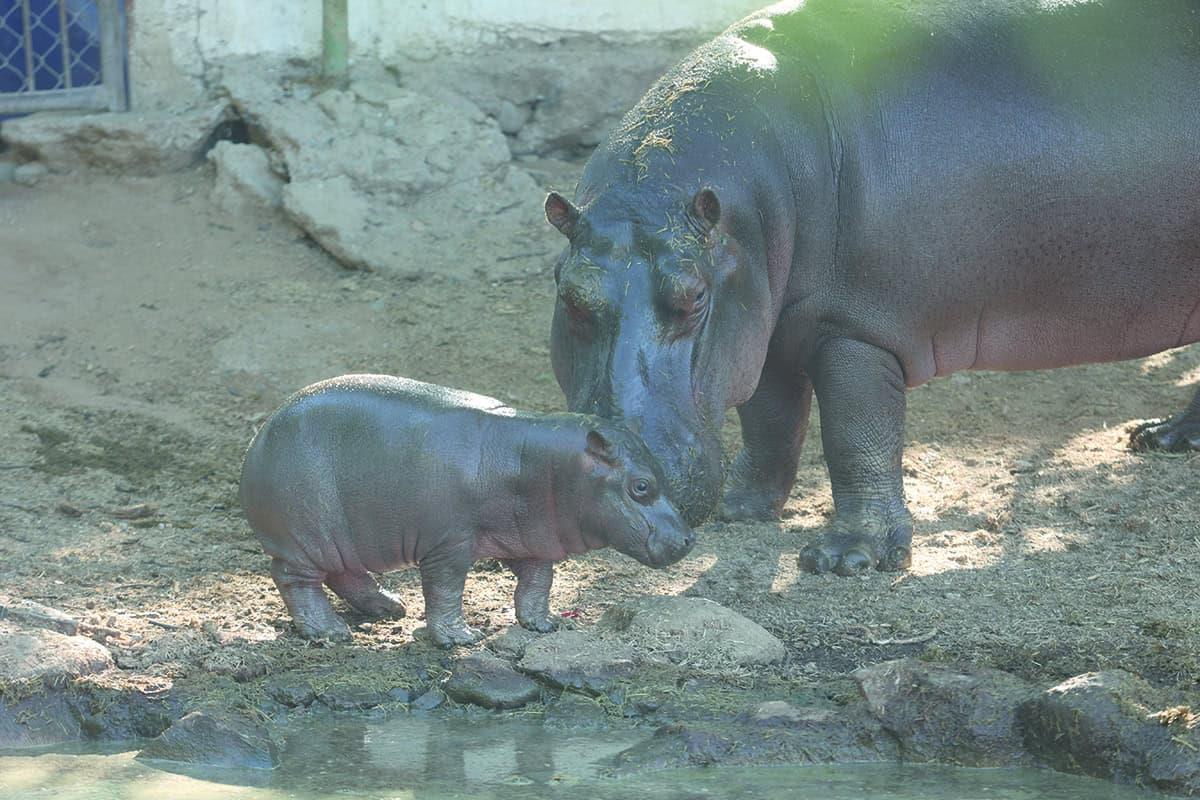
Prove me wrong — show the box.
[644,521,696,568]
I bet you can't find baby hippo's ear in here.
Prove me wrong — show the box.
[585,430,620,468]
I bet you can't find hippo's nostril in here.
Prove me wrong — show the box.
[683,532,696,547]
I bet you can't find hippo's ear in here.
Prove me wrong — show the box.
[585,430,619,468]
[545,192,580,238]
[689,188,721,233]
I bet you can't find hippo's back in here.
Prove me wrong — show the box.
[239,375,508,572]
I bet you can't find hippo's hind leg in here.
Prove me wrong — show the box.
[418,541,483,648]
[326,571,407,619]
[1129,386,1200,452]
[502,559,556,633]
[720,351,814,522]
[270,558,352,642]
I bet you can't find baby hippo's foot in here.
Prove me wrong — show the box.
[327,571,407,619]
[428,616,485,649]
[1129,415,1200,452]
[798,510,913,577]
[517,611,558,634]
[270,559,354,642]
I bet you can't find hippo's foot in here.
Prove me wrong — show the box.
[294,614,354,642]
[1128,416,1200,452]
[517,613,558,634]
[327,571,407,619]
[429,616,485,649]
[717,454,788,522]
[798,514,913,577]
[270,558,354,642]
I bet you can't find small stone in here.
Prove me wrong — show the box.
[495,100,530,135]
[750,701,835,725]
[137,710,278,769]
[110,502,157,520]
[443,652,541,710]
[517,630,636,695]
[317,685,390,711]
[56,502,83,518]
[265,679,316,708]
[13,162,48,186]
[351,80,407,106]
[543,691,611,730]
[488,625,539,660]
[410,688,445,711]
[207,142,284,212]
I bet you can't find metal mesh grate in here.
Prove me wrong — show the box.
[0,0,125,113]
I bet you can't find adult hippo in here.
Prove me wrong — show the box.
[544,0,1199,575]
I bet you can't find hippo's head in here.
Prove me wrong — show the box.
[547,186,781,525]
[578,423,695,568]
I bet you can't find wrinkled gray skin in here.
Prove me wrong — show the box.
[546,0,1200,576]
[239,375,695,646]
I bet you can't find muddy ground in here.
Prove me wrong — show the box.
[0,161,1197,729]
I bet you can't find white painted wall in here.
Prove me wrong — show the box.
[176,0,764,64]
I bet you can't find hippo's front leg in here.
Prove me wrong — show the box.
[503,559,557,633]
[1129,386,1200,452]
[799,337,913,576]
[720,349,813,521]
[419,542,484,648]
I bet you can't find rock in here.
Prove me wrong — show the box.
[0,595,80,635]
[1018,671,1200,795]
[138,710,279,769]
[487,625,539,660]
[13,162,48,186]
[543,691,611,730]
[598,596,785,670]
[265,678,317,709]
[207,142,283,212]
[0,104,232,175]
[317,684,408,711]
[443,652,541,710]
[410,688,445,711]
[854,658,1037,767]
[614,704,899,774]
[517,630,637,695]
[496,100,530,135]
[0,621,112,684]
[220,63,550,281]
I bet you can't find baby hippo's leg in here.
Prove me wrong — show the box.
[503,559,556,633]
[418,544,483,648]
[270,558,352,642]
[326,570,407,619]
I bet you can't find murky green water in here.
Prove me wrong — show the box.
[0,715,1162,800]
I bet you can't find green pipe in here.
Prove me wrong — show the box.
[322,0,349,83]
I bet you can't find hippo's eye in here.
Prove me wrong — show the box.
[629,477,654,503]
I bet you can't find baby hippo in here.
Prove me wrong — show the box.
[239,374,695,647]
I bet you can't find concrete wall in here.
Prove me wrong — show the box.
[128,0,766,107]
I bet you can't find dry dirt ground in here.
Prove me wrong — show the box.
[0,167,1197,714]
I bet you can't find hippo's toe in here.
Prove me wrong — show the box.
[518,614,558,634]
[429,620,485,649]
[798,518,913,577]
[1129,417,1200,452]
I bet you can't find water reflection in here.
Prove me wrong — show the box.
[0,713,1165,800]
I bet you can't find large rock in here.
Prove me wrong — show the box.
[0,595,81,635]
[0,621,113,685]
[208,141,284,212]
[443,652,541,710]
[598,596,785,670]
[854,658,1037,767]
[220,63,551,280]
[0,104,232,175]
[517,630,636,695]
[1018,671,1200,794]
[137,710,279,770]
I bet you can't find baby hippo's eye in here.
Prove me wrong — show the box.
[629,477,654,503]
